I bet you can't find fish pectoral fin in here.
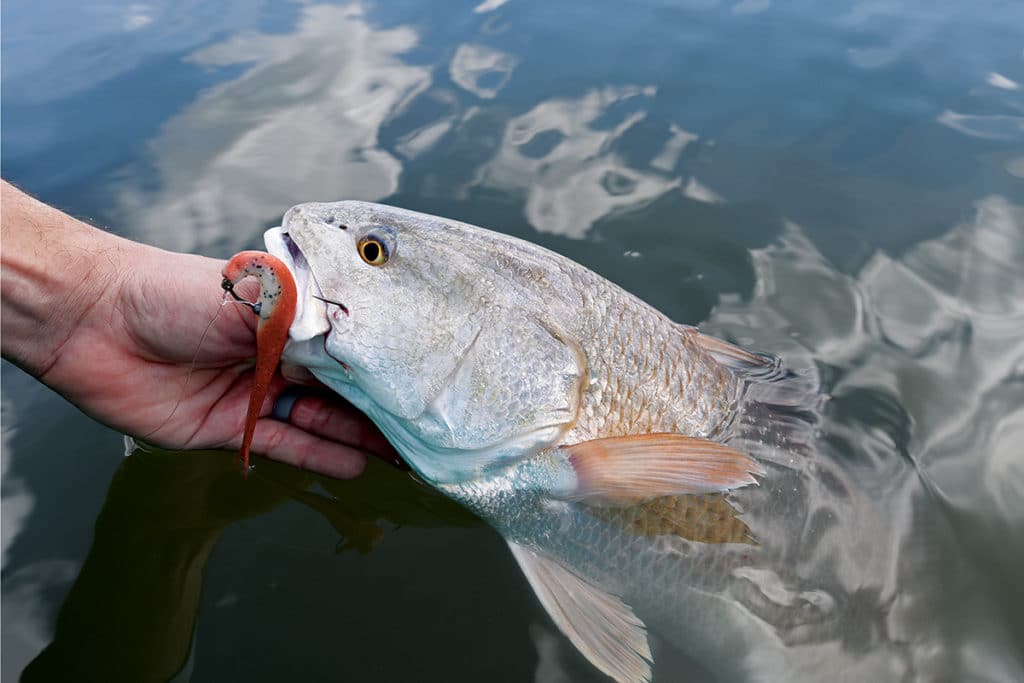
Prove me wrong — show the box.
[558,434,764,505]
[507,541,652,683]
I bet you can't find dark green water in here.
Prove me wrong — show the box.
[3,1,1023,681]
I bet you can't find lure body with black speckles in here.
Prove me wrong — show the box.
[221,251,297,472]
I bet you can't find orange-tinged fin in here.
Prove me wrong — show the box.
[563,433,763,505]
[222,251,297,475]
[508,541,652,683]
[691,330,774,373]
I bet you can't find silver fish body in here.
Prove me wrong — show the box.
[441,438,943,682]
[266,201,950,682]
[272,202,746,473]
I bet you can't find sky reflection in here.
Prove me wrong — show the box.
[701,193,1024,679]
[113,3,430,253]
[473,85,690,237]
[450,43,518,100]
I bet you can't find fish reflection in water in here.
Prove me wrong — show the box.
[19,450,478,682]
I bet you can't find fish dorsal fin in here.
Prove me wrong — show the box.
[507,541,652,683]
[688,328,774,374]
[561,434,763,505]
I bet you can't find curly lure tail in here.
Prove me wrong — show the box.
[222,251,297,474]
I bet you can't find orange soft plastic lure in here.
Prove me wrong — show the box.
[221,251,298,474]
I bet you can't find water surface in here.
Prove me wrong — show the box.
[3,1,1023,680]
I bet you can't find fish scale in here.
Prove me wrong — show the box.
[567,272,742,443]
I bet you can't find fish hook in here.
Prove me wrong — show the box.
[221,277,262,315]
[311,294,349,316]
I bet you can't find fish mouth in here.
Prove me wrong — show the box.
[263,226,354,377]
[264,226,334,341]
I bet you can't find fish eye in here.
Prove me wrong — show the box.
[358,236,389,266]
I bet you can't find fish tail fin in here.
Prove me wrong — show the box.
[693,330,824,467]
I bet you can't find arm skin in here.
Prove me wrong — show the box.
[1,179,396,478]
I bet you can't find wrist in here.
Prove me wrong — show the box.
[1,181,138,378]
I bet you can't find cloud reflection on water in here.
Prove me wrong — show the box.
[937,110,1024,141]
[3,0,274,105]
[987,72,1021,91]
[106,5,732,245]
[1,561,79,682]
[701,193,1024,680]
[450,43,518,100]
[1,403,31,570]
[472,85,696,237]
[0,401,47,681]
[113,3,430,253]
[706,194,1024,517]
[473,0,510,13]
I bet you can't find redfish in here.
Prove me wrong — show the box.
[226,202,882,683]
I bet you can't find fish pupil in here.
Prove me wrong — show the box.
[364,242,380,262]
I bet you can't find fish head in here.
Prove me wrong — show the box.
[267,201,482,418]
[265,201,585,484]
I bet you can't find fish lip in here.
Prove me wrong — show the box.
[263,226,334,342]
[283,233,349,319]
[264,226,353,378]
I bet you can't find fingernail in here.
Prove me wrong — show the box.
[280,363,318,385]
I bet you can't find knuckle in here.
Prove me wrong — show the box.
[262,425,287,452]
[294,398,334,435]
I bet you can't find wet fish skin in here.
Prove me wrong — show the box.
[270,201,751,473]
[263,201,854,682]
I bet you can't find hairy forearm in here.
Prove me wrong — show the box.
[1,180,138,377]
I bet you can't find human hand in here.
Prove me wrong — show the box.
[1,181,395,478]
